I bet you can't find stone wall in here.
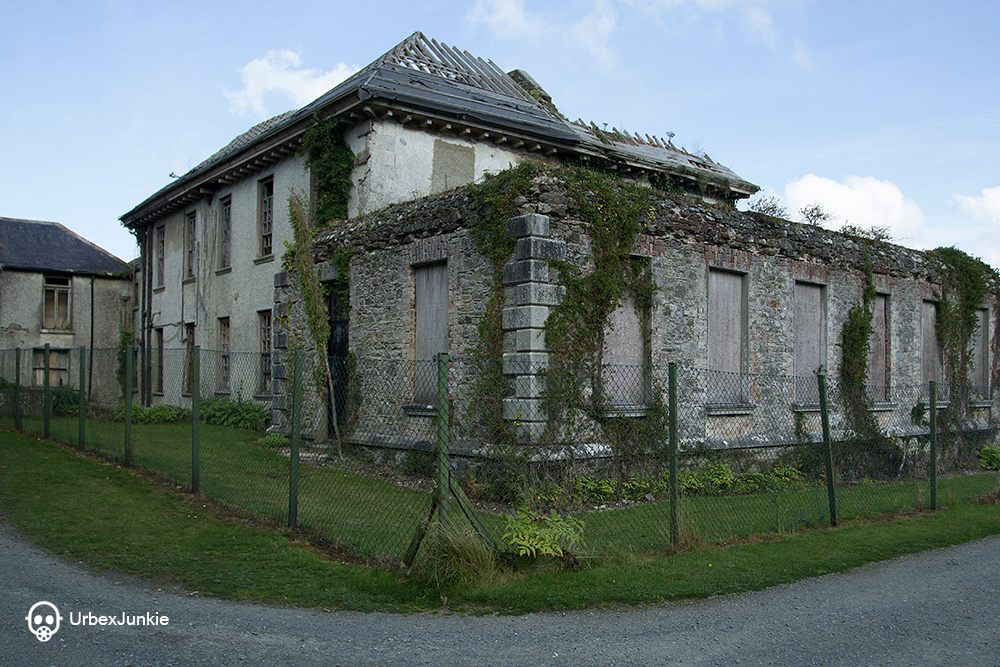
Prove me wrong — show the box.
[286,169,998,452]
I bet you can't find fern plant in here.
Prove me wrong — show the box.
[502,506,584,558]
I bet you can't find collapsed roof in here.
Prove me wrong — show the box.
[122,31,758,227]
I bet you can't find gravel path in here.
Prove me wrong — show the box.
[2,523,998,666]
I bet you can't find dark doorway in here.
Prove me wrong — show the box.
[327,283,349,436]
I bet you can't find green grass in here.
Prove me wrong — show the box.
[1,429,999,614]
[10,415,1000,561]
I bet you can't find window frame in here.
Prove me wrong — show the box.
[42,274,72,331]
[217,317,231,393]
[183,323,195,395]
[32,347,69,387]
[258,310,272,395]
[219,196,232,269]
[155,225,165,288]
[184,210,197,280]
[258,177,274,258]
[412,261,449,406]
[792,280,827,407]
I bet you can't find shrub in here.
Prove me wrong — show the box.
[702,462,735,493]
[199,397,268,431]
[677,470,704,495]
[573,475,616,503]
[622,478,651,501]
[52,386,79,417]
[114,404,191,424]
[417,522,498,589]
[771,465,805,488]
[254,433,289,448]
[502,506,584,558]
[979,446,1000,471]
[734,471,776,494]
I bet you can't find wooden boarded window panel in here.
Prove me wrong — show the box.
[794,282,824,404]
[414,262,449,403]
[868,294,890,401]
[707,269,745,403]
[971,308,990,398]
[601,294,646,407]
[430,140,475,194]
[921,301,940,386]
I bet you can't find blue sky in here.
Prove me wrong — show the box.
[2,0,998,268]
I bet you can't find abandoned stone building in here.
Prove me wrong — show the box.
[119,31,756,409]
[119,31,997,456]
[0,217,131,406]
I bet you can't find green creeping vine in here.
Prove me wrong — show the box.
[839,262,877,431]
[301,117,354,227]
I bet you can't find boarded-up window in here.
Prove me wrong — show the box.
[601,294,647,407]
[430,140,475,194]
[921,301,940,386]
[707,269,746,404]
[868,294,890,401]
[971,308,990,399]
[414,262,448,404]
[794,282,825,404]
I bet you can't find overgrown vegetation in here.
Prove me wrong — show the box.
[502,506,584,558]
[979,446,1000,471]
[116,327,135,398]
[200,397,269,431]
[114,403,190,424]
[301,117,354,226]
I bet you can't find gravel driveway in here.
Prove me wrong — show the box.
[2,522,998,666]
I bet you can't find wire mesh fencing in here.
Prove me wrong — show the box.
[2,345,998,567]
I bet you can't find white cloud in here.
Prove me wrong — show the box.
[225,50,358,117]
[466,0,543,40]
[956,186,1000,222]
[466,0,618,73]
[742,5,776,48]
[784,174,927,243]
[792,40,813,69]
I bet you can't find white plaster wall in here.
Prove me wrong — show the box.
[347,120,529,217]
[0,270,131,405]
[147,153,310,404]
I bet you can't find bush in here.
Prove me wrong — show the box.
[572,475,616,503]
[502,506,584,558]
[979,446,1000,471]
[254,433,289,448]
[114,403,191,424]
[702,462,735,493]
[52,386,79,417]
[622,478,651,501]
[199,397,268,431]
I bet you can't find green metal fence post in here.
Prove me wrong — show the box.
[77,346,86,448]
[191,346,201,493]
[288,350,302,529]
[42,343,51,437]
[13,347,22,430]
[668,362,679,548]
[929,381,938,510]
[124,343,134,466]
[435,352,451,528]
[818,372,838,527]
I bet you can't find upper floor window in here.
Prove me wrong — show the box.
[184,211,197,279]
[155,225,165,288]
[707,269,747,404]
[43,275,71,330]
[258,177,274,257]
[219,196,232,269]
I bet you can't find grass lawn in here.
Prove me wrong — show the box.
[2,429,999,613]
[8,416,1000,562]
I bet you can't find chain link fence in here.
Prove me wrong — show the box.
[1,346,998,566]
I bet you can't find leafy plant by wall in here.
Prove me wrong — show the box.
[301,117,354,227]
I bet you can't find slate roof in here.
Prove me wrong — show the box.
[123,31,756,224]
[0,217,129,277]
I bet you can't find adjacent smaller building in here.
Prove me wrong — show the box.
[0,217,132,405]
